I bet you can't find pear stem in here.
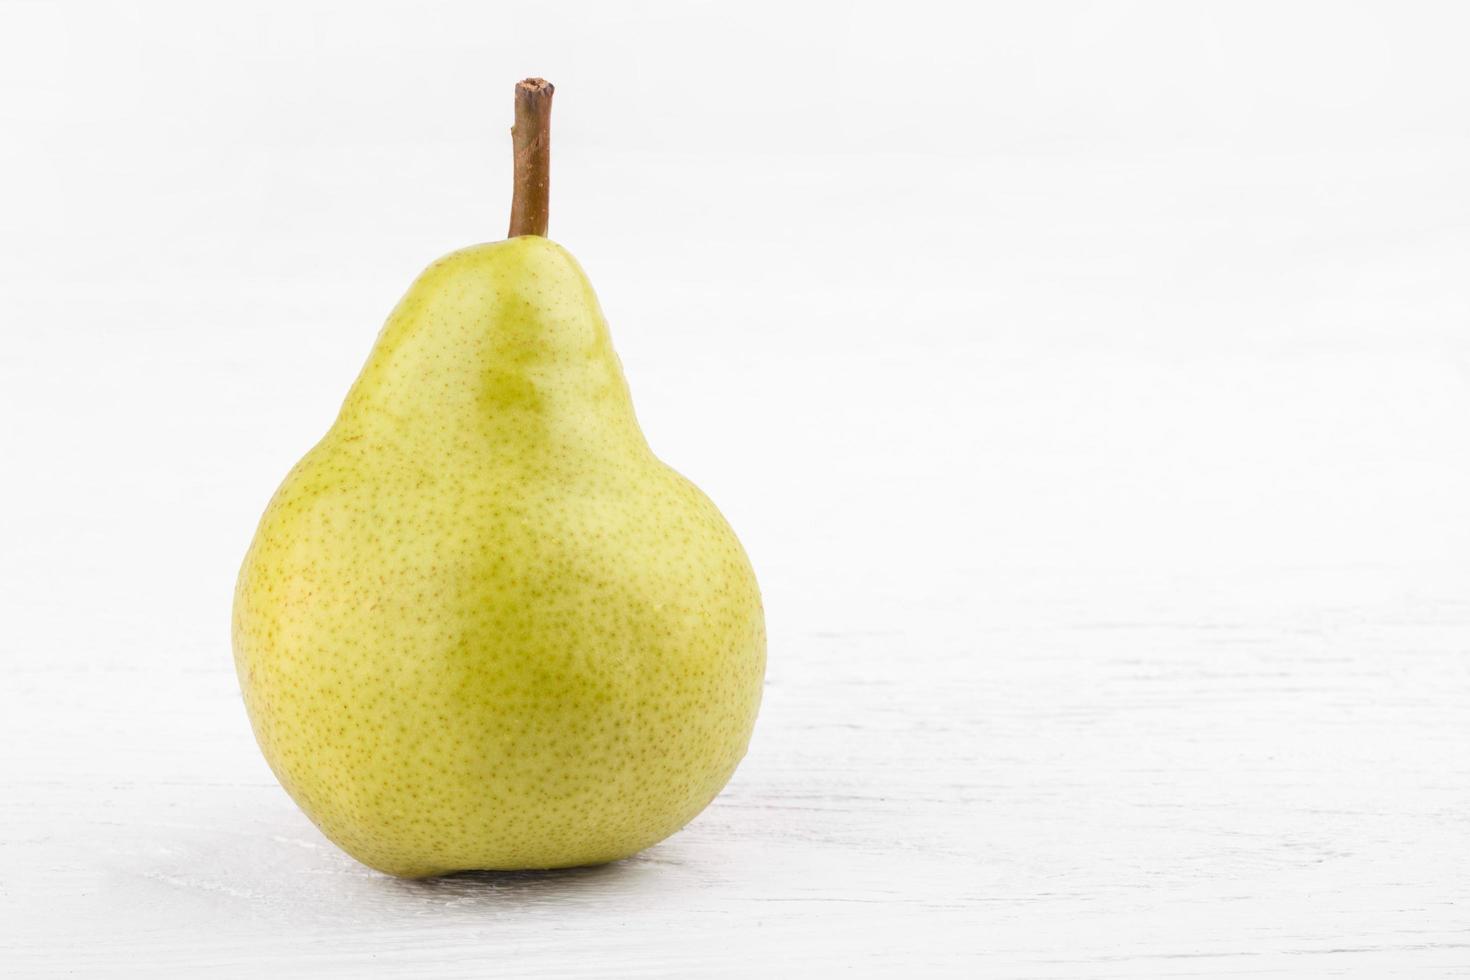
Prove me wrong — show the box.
[509,78,554,238]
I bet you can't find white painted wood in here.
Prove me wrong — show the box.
[4,3,1470,975]
[2,558,1470,980]
[6,356,1470,976]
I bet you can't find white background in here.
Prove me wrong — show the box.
[3,1,1470,975]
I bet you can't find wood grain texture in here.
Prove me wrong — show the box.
[4,561,1469,976]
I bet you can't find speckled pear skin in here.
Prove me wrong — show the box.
[232,236,765,878]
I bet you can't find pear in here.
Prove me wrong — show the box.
[232,79,764,877]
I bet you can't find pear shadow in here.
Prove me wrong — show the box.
[380,858,643,904]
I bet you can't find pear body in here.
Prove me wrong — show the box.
[232,237,764,877]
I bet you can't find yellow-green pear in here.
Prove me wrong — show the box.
[232,79,764,878]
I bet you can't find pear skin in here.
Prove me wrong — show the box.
[232,236,765,877]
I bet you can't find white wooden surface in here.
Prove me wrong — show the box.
[6,349,1470,976]
[5,4,1470,974]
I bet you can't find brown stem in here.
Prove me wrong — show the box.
[508,78,554,238]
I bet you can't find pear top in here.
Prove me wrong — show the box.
[337,237,643,462]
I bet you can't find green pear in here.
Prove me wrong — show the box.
[232,80,764,878]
